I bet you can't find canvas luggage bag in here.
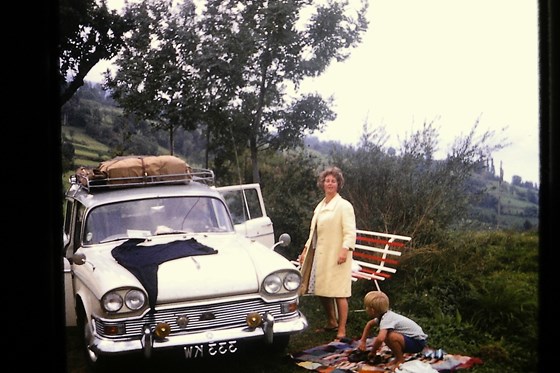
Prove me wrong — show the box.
[97,155,191,184]
[75,166,106,187]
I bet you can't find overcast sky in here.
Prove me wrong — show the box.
[87,0,540,184]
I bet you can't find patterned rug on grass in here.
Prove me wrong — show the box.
[291,337,483,373]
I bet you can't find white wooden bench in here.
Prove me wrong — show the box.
[291,229,412,292]
[351,229,412,291]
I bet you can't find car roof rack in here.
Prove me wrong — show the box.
[70,168,215,192]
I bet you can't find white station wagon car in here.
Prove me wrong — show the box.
[62,161,307,368]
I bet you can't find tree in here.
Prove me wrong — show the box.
[59,0,132,107]
[200,0,368,182]
[331,118,508,245]
[106,0,368,182]
[259,149,323,258]
[61,141,76,171]
[105,0,206,156]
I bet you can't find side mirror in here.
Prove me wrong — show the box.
[278,233,291,247]
[272,233,291,251]
[71,253,96,270]
[72,253,87,265]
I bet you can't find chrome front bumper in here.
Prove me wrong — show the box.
[88,311,308,358]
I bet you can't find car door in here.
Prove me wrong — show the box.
[62,198,78,326]
[216,183,275,248]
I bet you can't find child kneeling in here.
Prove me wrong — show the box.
[357,291,428,370]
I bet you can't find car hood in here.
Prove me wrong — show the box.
[74,233,294,305]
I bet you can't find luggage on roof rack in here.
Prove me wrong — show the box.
[72,155,214,191]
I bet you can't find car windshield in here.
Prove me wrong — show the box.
[83,196,234,244]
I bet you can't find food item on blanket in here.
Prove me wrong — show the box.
[433,348,445,360]
[367,354,384,365]
[422,348,446,361]
[348,349,369,362]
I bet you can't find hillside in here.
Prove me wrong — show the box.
[60,83,539,231]
[467,172,538,230]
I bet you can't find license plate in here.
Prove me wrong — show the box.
[184,340,238,358]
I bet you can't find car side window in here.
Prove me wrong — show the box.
[221,188,264,224]
[74,204,86,250]
[244,188,264,220]
[63,200,73,242]
[221,190,245,224]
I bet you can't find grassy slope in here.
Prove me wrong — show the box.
[469,173,538,229]
[61,125,538,231]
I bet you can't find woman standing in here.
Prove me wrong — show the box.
[298,166,357,340]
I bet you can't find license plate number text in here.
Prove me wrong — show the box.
[184,340,238,358]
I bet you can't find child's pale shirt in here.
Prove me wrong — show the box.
[378,310,428,340]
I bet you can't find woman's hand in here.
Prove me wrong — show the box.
[337,248,349,264]
[298,247,307,263]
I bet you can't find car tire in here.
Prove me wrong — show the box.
[76,304,108,371]
[269,334,290,352]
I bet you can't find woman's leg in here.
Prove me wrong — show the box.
[335,297,349,338]
[319,296,338,328]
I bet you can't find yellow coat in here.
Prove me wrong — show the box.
[302,193,356,297]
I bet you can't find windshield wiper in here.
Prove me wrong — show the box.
[99,236,133,244]
[154,226,189,236]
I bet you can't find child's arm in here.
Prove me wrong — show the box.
[370,328,388,355]
[357,318,378,350]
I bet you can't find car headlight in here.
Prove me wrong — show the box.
[102,288,147,313]
[125,289,146,310]
[263,274,283,294]
[263,270,301,294]
[102,292,123,312]
[283,271,301,291]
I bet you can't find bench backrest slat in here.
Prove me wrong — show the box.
[291,229,411,292]
[354,244,403,258]
[352,230,411,291]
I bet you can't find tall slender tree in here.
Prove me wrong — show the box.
[106,0,368,182]
[104,0,204,155]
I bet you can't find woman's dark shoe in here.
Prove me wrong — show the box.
[314,325,338,332]
[334,336,352,344]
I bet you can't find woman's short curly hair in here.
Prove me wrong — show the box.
[364,291,390,313]
[317,166,345,192]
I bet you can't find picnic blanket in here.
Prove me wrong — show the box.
[291,338,483,373]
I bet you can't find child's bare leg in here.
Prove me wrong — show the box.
[385,332,406,369]
[385,360,403,371]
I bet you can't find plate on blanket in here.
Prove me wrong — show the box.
[291,338,483,373]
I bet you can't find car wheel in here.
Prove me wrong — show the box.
[269,335,290,352]
[77,304,107,370]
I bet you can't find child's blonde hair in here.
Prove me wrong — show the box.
[364,291,390,313]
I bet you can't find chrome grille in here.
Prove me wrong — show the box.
[95,297,298,339]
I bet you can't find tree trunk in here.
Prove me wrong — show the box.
[250,137,260,184]
[168,125,174,155]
